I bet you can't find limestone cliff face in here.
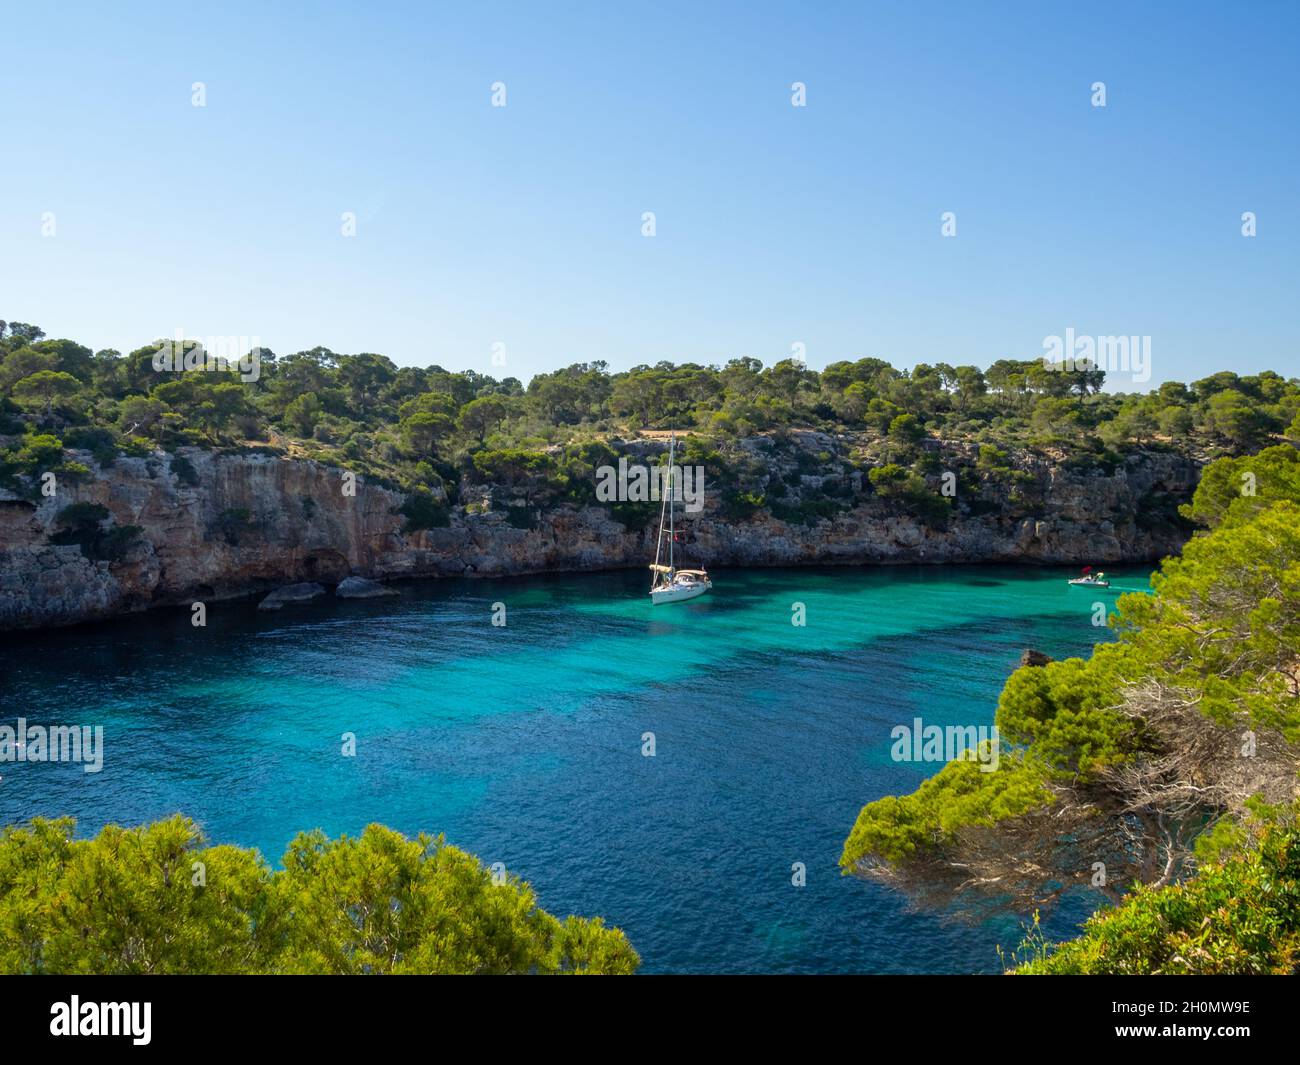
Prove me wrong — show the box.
[0,444,1200,631]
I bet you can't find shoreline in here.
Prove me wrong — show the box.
[1,445,1197,633]
[0,558,1158,640]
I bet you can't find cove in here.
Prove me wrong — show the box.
[0,564,1150,973]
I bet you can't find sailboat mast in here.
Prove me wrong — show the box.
[651,436,670,589]
[667,434,675,573]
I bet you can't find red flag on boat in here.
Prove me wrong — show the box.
[1081,565,1092,574]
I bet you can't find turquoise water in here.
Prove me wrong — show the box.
[0,565,1148,973]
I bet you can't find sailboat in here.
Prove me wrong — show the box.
[649,433,712,604]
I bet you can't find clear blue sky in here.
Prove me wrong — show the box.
[2,0,1296,387]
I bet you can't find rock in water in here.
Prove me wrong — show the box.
[257,582,327,610]
[335,576,398,599]
[1020,648,1053,668]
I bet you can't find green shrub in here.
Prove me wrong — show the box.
[170,454,200,486]
[398,489,450,532]
[48,502,143,561]
[1013,813,1300,975]
[0,815,639,975]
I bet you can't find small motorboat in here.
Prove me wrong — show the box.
[1068,567,1110,588]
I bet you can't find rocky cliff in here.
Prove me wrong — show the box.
[0,441,1201,631]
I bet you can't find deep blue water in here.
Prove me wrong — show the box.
[0,564,1149,972]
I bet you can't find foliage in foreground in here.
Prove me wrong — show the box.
[0,815,638,974]
[1012,806,1300,974]
[841,442,1300,931]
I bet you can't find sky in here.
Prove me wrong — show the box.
[1,0,1297,388]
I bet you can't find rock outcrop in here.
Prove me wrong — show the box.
[335,576,398,599]
[257,582,327,610]
[0,443,1201,632]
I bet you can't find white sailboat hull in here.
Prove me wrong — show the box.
[650,579,711,604]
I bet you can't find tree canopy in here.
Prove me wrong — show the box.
[0,816,638,975]
[841,435,1300,967]
[4,321,1298,508]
